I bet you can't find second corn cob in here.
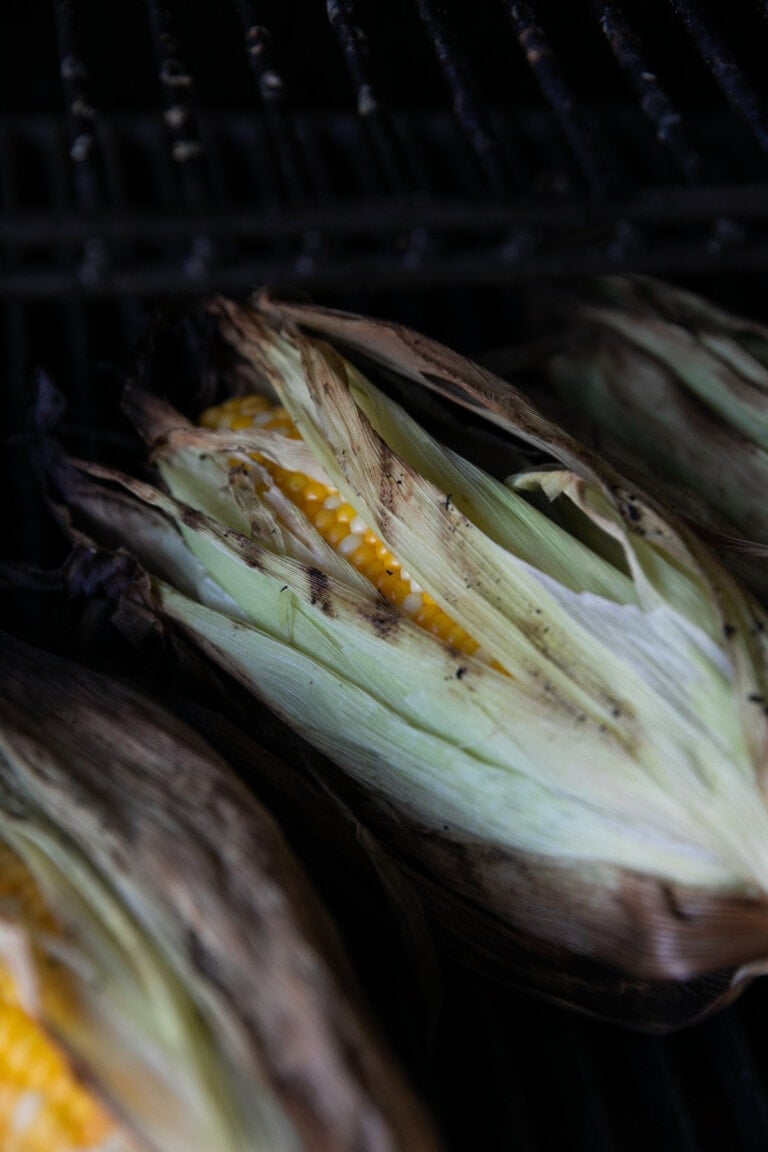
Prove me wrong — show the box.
[0,632,442,1152]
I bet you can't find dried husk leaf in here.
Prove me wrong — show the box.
[0,632,442,1152]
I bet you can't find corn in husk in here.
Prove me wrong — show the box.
[0,632,441,1152]
[58,293,768,1018]
[517,275,768,594]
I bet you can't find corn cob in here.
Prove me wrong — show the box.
[57,293,768,1022]
[518,275,768,594]
[0,838,121,1152]
[0,633,442,1152]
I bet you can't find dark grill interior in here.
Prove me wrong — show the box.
[6,0,768,295]
[5,3,768,1149]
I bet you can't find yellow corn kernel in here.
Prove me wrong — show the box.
[199,396,481,658]
[0,844,119,1151]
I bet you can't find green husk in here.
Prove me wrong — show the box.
[517,276,768,592]
[57,294,768,1013]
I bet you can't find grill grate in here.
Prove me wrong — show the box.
[3,1,768,293]
[669,0,768,156]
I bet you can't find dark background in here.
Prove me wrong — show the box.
[5,3,768,1149]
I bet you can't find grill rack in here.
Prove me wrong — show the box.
[5,4,768,1151]
[3,0,768,295]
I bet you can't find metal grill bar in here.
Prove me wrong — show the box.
[589,0,702,183]
[232,4,337,283]
[144,0,210,209]
[1,161,768,297]
[326,0,419,194]
[7,174,768,244]
[143,0,216,284]
[412,0,515,193]
[324,1,445,281]
[52,0,111,291]
[233,0,316,202]
[53,0,104,213]
[503,1,614,194]
[50,1,106,464]
[669,0,768,160]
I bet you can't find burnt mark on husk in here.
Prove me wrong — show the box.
[307,567,333,616]
[623,500,641,524]
[359,600,400,639]
[374,439,401,544]
[181,507,205,531]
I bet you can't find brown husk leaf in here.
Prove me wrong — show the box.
[0,632,442,1151]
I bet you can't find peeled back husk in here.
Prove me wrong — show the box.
[0,632,441,1152]
[57,293,768,1029]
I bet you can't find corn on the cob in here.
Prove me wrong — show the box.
[0,633,442,1152]
[58,293,768,1015]
[0,849,120,1152]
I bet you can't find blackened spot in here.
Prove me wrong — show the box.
[359,601,400,639]
[611,705,621,718]
[749,693,765,704]
[624,502,641,524]
[724,623,737,639]
[181,507,205,530]
[455,666,467,680]
[280,585,288,592]
[224,527,263,570]
[376,442,397,544]
[443,493,453,510]
[307,567,333,616]
[386,569,394,576]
